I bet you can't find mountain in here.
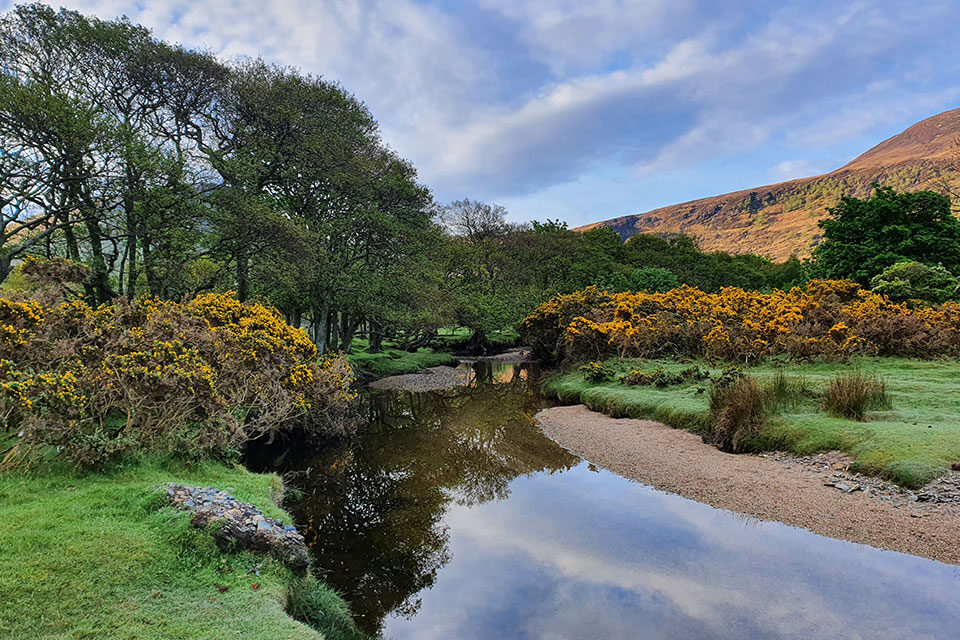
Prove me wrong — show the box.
[577,109,960,261]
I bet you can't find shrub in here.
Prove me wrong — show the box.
[578,361,614,382]
[520,279,960,363]
[822,371,891,420]
[708,376,767,452]
[621,369,654,386]
[710,366,745,388]
[621,365,709,387]
[0,285,356,468]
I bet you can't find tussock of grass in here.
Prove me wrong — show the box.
[543,357,960,488]
[709,377,767,452]
[0,457,364,639]
[822,371,890,420]
[287,579,370,640]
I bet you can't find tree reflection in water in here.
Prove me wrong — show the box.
[267,363,578,634]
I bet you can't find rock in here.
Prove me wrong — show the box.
[160,483,309,572]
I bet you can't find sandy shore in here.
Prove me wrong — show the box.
[536,404,960,565]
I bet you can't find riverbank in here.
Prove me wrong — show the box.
[367,348,533,392]
[544,357,960,488]
[0,458,367,639]
[348,346,458,378]
[537,405,960,565]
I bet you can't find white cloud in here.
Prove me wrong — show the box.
[7,0,960,211]
[768,159,826,182]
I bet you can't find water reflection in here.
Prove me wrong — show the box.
[266,363,577,632]
[389,465,960,639]
[263,362,960,639]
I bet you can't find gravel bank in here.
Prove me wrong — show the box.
[368,366,470,392]
[536,405,960,565]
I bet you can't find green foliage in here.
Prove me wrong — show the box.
[629,266,680,292]
[870,261,959,303]
[0,458,348,639]
[813,186,960,284]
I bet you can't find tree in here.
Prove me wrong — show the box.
[630,266,679,292]
[870,261,958,303]
[812,185,960,284]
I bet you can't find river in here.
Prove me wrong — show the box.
[250,361,960,639]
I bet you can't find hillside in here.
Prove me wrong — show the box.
[578,109,960,261]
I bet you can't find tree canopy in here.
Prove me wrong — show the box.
[812,185,960,285]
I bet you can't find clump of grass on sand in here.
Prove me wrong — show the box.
[709,376,767,453]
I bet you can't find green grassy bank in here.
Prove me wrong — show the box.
[346,328,522,378]
[0,458,367,640]
[348,344,458,378]
[543,358,960,488]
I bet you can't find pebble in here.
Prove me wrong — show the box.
[774,451,960,514]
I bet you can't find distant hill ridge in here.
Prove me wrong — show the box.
[577,108,960,261]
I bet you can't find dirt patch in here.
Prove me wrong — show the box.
[536,405,960,565]
[368,366,470,392]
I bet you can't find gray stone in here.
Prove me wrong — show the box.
[160,482,309,572]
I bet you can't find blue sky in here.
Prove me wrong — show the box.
[7,0,960,226]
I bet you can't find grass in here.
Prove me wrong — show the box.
[346,327,520,378]
[822,371,890,420]
[347,344,457,378]
[543,357,960,488]
[0,456,368,639]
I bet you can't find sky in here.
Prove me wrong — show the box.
[5,0,960,226]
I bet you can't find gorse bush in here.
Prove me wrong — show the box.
[520,280,960,363]
[0,276,356,467]
[578,361,614,381]
[621,365,709,387]
[822,371,890,421]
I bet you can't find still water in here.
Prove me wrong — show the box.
[256,362,960,639]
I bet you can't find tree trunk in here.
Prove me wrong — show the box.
[142,234,161,297]
[236,251,250,302]
[313,301,330,354]
[0,254,11,286]
[369,321,384,353]
[329,311,340,352]
[82,211,114,304]
[466,329,490,356]
[340,314,360,354]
